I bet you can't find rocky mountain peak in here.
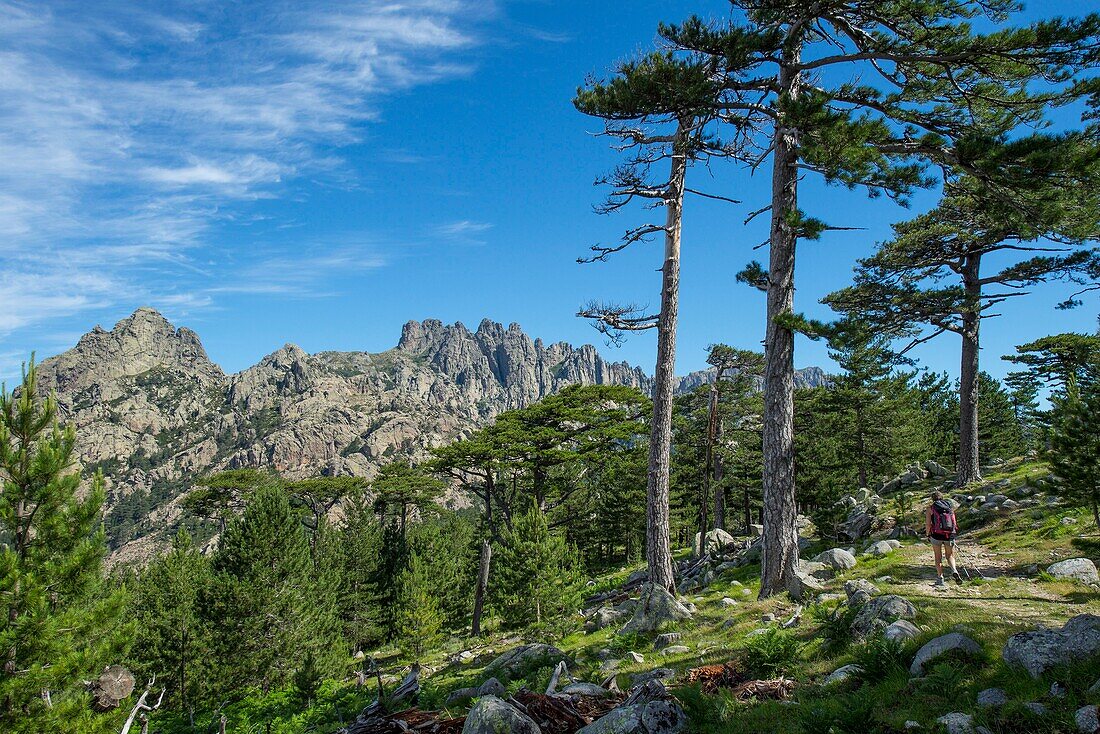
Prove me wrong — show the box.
[38,307,222,397]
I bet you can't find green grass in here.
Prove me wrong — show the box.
[159,460,1100,734]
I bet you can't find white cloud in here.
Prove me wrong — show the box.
[436,220,494,239]
[0,0,491,337]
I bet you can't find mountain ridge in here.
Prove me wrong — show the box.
[34,308,827,563]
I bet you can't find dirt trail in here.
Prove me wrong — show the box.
[886,538,1066,606]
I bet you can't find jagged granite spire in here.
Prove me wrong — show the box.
[34,309,825,564]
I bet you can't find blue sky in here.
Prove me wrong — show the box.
[1,0,1098,384]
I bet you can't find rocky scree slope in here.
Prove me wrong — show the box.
[36,308,825,563]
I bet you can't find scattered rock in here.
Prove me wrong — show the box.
[867,540,899,557]
[1024,702,1048,716]
[910,633,982,676]
[799,560,834,581]
[788,568,826,601]
[720,597,738,607]
[924,460,949,477]
[576,697,686,734]
[485,644,568,679]
[852,595,916,637]
[462,696,541,734]
[824,664,863,686]
[1076,706,1099,734]
[1051,682,1068,699]
[695,528,736,556]
[446,677,507,707]
[1046,558,1100,585]
[815,548,858,571]
[936,713,974,734]
[562,682,612,697]
[630,668,675,688]
[653,633,682,651]
[977,688,1008,708]
[884,620,921,642]
[619,585,693,635]
[587,607,626,632]
[1003,615,1100,678]
[625,652,645,664]
[662,646,690,655]
[841,509,874,541]
[844,579,880,603]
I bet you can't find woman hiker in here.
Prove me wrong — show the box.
[926,491,962,586]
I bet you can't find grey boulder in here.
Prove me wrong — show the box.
[576,699,686,734]
[824,664,863,686]
[485,644,568,679]
[815,548,858,571]
[562,682,613,697]
[1046,558,1100,585]
[619,585,693,635]
[1003,615,1100,678]
[1076,705,1099,734]
[852,595,916,637]
[910,633,982,676]
[884,620,921,642]
[462,696,541,734]
[977,688,1008,708]
[936,713,974,734]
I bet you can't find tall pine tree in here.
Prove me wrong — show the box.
[0,359,128,732]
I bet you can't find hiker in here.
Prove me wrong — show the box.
[926,491,962,586]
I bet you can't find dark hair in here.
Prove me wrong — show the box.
[932,491,943,501]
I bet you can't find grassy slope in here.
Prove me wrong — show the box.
[169,461,1100,733]
[412,461,1100,733]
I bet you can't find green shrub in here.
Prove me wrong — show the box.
[741,628,803,679]
[852,635,906,681]
[810,601,859,654]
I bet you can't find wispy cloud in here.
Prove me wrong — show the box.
[0,0,492,338]
[435,219,494,244]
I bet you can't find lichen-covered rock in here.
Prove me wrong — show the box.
[851,595,916,637]
[1003,615,1100,678]
[824,664,863,686]
[619,585,693,634]
[788,569,826,601]
[844,579,880,604]
[462,696,541,734]
[445,677,508,707]
[977,688,1008,708]
[1046,558,1100,585]
[867,540,899,557]
[562,682,613,697]
[884,619,920,642]
[936,713,974,734]
[1076,705,1099,734]
[910,633,982,676]
[485,644,568,679]
[576,699,686,734]
[815,548,857,571]
[694,528,736,556]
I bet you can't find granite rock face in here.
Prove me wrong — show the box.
[39,309,826,565]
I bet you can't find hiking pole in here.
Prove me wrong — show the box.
[953,539,988,581]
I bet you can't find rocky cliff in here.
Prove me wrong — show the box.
[35,308,826,562]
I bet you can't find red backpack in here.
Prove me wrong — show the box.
[930,499,957,539]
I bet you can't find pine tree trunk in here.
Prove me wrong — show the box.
[956,254,983,487]
[471,539,491,636]
[713,413,726,530]
[743,488,752,535]
[645,121,688,593]
[760,56,803,599]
